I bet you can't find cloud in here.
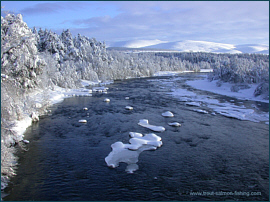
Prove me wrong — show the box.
[67,1,268,45]
[19,1,97,15]
[12,1,268,45]
[20,2,64,15]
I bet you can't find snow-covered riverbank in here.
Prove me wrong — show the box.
[186,75,269,103]
[166,74,269,124]
[1,80,111,191]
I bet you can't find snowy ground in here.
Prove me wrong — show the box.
[186,75,269,103]
[167,75,269,124]
[153,69,213,77]
[8,80,111,144]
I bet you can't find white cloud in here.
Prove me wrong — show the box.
[3,1,268,45]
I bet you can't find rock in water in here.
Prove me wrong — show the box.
[168,122,181,127]
[162,111,174,117]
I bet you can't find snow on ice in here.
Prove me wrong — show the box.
[193,109,209,114]
[186,102,201,107]
[129,132,143,138]
[105,133,162,173]
[168,122,181,127]
[168,76,269,123]
[138,119,166,132]
[186,75,269,103]
[78,119,87,123]
[125,106,133,110]
[161,111,174,117]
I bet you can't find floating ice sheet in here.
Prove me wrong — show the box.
[129,132,143,138]
[105,133,162,173]
[186,102,201,107]
[193,109,208,114]
[138,119,165,132]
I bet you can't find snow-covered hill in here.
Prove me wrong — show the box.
[107,40,269,54]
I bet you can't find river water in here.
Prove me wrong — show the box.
[3,73,269,201]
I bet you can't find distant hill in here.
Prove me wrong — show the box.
[107,40,269,54]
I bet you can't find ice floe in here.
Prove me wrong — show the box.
[104,98,110,102]
[186,102,201,107]
[129,132,143,138]
[161,111,174,117]
[83,107,88,111]
[93,86,109,93]
[78,119,87,123]
[193,109,209,114]
[168,122,181,127]
[105,133,162,173]
[138,119,165,132]
[22,139,30,144]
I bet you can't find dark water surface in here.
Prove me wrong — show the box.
[3,74,269,201]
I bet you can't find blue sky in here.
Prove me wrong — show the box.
[1,1,269,45]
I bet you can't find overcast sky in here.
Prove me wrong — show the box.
[1,1,269,45]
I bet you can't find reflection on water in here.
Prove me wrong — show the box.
[3,74,269,201]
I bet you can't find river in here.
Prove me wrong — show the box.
[3,73,269,201]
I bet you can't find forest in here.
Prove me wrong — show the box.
[1,14,269,190]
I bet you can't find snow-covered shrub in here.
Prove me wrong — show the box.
[254,82,269,99]
[230,84,251,92]
[216,80,222,87]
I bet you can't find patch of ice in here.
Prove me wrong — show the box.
[125,164,139,173]
[170,88,196,98]
[186,102,201,107]
[162,111,174,117]
[153,71,182,77]
[200,69,213,73]
[125,97,130,100]
[138,119,165,132]
[193,109,208,114]
[78,119,87,123]
[105,133,162,173]
[168,79,269,123]
[128,133,162,150]
[93,86,109,93]
[104,98,110,102]
[22,140,30,144]
[83,107,88,111]
[129,132,143,138]
[168,122,181,127]
[186,76,269,103]
[125,106,133,110]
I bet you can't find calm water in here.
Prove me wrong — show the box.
[3,73,269,201]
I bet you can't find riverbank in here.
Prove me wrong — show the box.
[186,75,269,103]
